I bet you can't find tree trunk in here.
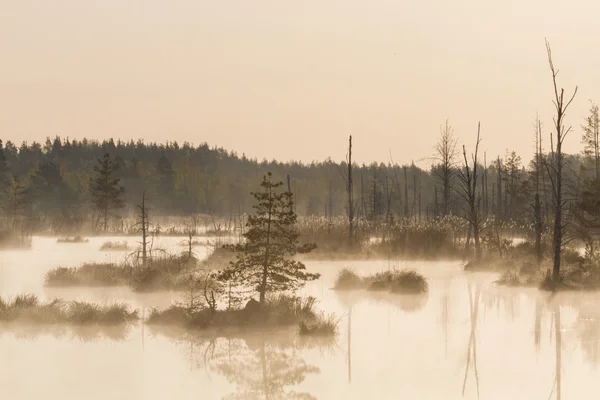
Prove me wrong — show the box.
[534,193,543,264]
[347,135,354,246]
[260,185,273,305]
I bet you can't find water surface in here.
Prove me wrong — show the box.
[0,237,598,399]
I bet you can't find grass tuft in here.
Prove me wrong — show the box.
[99,241,130,251]
[0,294,138,326]
[334,268,428,294]
[298,313,339,336]
[333,268,363,290]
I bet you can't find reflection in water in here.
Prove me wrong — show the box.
[333,288,429,313]
[550,300,562,400]
[574,296,600,366]
[534,296,542,356]
[153,329,330,400]
[462,283,481,399]
[441,279,451,358]
[4,245,600,399]
[348,306,352,384]
[214,338,319,400]
[0,323,134,342]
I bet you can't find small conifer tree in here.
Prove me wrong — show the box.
[89,152,125,232]
[220,172,318,305]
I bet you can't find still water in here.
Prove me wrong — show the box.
[0,237,599,399]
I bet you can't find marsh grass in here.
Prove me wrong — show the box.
[0,294,138,326]
[146,294,336,336]
[296,216,466,260]
[496,270,522,286]
[57,236,88,243]
[45,263,132,287]
[333,267,428,294]
[45,254,195,291]
[387,269,429,294]
[333,268,363,290]
[298,313,340,336]
[99,241,130,251]
[0,230,32,250]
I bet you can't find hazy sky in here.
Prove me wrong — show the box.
[2,0,598,166]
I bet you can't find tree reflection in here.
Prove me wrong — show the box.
[0,323,133,342]
[574,296,600,367]
[212,336,321,400]
[153,328,328,400]
[549,300,562,400]
[462,283,480,399]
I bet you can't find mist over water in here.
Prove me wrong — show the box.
[0,238,597,399]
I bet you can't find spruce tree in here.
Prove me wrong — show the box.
[220,172,318,305]
[89,152,125,232]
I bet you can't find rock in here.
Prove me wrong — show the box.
[243,298,261,314]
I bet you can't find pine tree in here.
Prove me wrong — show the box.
[220,172,319,305]
[89,152,125,232]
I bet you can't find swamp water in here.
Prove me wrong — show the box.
[0,237,599,399]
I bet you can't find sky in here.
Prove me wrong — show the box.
[1,0,598,167]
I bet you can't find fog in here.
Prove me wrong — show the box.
[0,237,597,399]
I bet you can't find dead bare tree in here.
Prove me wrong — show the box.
[134,191,150,267]
[434,119,459,216]
[532,115,544,264]
[337,135,355,246]
[543,39,578,286]
[457,123,483,261]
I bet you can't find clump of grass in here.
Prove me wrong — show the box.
[333,268,364,290]
[365,269,428,294]
[67,301,138,324]
[45,263,132,287]
[298,313,339,336]
[333,268,429,295]
[99,241,130,251]
[496,270,522,286]
[57,236,88,243]
[45,255,193,291]
[0,294,138,325]
[388,269,429,294]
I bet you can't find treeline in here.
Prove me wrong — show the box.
[0,127,592,234]
[1,90,599,238]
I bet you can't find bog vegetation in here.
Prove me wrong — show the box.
[1,39,600,345]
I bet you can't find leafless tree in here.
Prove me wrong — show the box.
[457,123,483,261]
[434,119,459,216]
[337,135,356,246]
[543,39,578,286]
[582,100,600,180]
[533,115,544,264]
